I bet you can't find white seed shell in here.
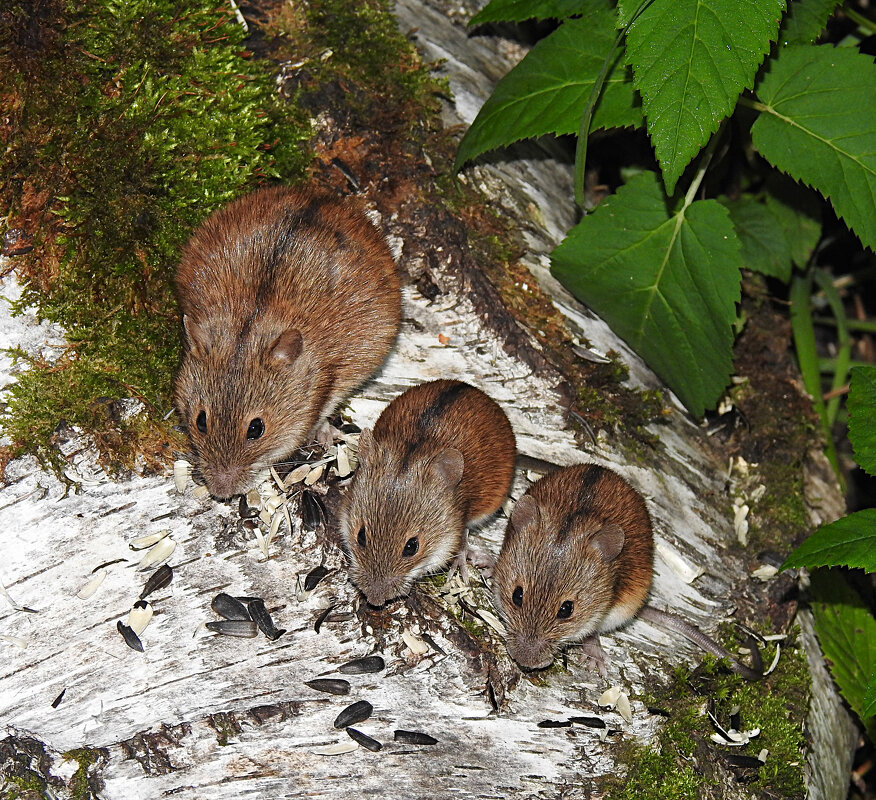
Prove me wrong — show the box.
[173,460,192,492]
[129,529,171,550]
[137,536,176,571]
[476,608,507,636]
[285,464,312,487]
[192,484,210,500]
[311,740,359,755]
[615,691,633,723]
[598,686,621,708]
[127,601,153,635]
[655,542,703,584]
[336,444,351,477]
[304,464,325,486]
[77,569,106,600]
[0,634,28,649]
[401,628,429,655]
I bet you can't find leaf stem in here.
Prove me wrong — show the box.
[682,118,726,210]
[813,268,852,428]
[846,7,876,35]
[737,95,768,113]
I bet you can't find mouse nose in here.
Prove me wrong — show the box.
[507,634,555,671]
[363,576,403,608]
[204,465,247,499]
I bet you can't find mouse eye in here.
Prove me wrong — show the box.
[196,410,207,434]
[557,600,574,619]
[402,537,419,557]
[246,418,265,440]
[357,526,366,547]
[512,586,523,607]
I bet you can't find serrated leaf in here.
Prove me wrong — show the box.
[810,569,876,736]
[550,171,741,416]
[782,509,876,571]
[719,195,791,281]
[455,7,642,169]
[762,185,821,268]
[777,0,839,46]
[619,0,785,194]
[469,0,592,25]
[751,45,876,252]
[849,366,876,476]
[865,662,876,719]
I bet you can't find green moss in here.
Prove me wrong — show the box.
[608,637,808,800]
[3,769,47,799]
[62,748,102,800]
[0,0,312,473]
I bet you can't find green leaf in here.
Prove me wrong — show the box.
[762,186,821,268]
[810,569,876,737]
[865,662,876,719]
[777,0,839,46]
[455,7,642,170]
[751,45,876,252]
[782,509,876,571]
[469,0,592,25]
[550,171,741,416]
[719,195,791,281]
[618,0,785,194]
[849,365,876,476]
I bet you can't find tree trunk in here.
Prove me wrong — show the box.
[0,1,856,798]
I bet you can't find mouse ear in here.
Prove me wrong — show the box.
[509,494,540,537]
[268,328,303,366]
[430,448,464,488]
[183,315,212,359]
[590,523,625,563]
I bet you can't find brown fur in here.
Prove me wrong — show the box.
[492,464,653,670]
[174,186,401,497]
[340,380,516,606]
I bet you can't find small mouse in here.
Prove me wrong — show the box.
[340,379,516,607]
[174,186,401,498]
[492,464,762,680]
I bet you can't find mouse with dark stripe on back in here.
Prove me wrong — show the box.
[340,379,516,607]
[493,464,763,679]
[174,186,401,499]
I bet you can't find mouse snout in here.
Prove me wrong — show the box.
[506,633,555,671]
[202,464,248,499]
[361,576,405,608]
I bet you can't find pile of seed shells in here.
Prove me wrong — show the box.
[304,655,438,754]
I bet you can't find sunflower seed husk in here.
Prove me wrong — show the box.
[568,716,606,729]
[117,621,144,652]
[192,484,210,500]
[205,620,258,638]
[304,565,329,592]
[137,536,176,571]
[312,740,358,756]
[129,529,171,551]
[401,628,429,655]
[301,492,327,531]
[77,569,106,600]
[314,604,335,634]
[127,600,153,635]
[140,564,173,600]
[338,655,384,674]
[304,678,351,696]
[238,494,258,519]
[247,599,285,640]
[334,700,373,729]
[346,727,382,751]
[393,730,437,745]
[335,444,351,478]
[537,719,571,728]
[211,593,251,621]
[304,464,325,486]
[173,460,191,493]
[51,689,66,708]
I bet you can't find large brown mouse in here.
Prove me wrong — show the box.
[492,464,762,680]
[340,379,516,607]
[174,186,401,498]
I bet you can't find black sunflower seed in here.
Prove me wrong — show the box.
[247,599,285,641]
[334,700,373,729]
[301,492,327,532]
[304,565,329,592]
[537,719,572,728]
[338,655,384,674]
[140,564,173,600]
[211,593,251,621]
[117,621,144,652]
[205,620,258,637]
[314,604,335,634]
[393,730,437,745]
[568,716,607,729]
[51,689,66,708]
[304,678,351,696]
[346,727,382,751]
